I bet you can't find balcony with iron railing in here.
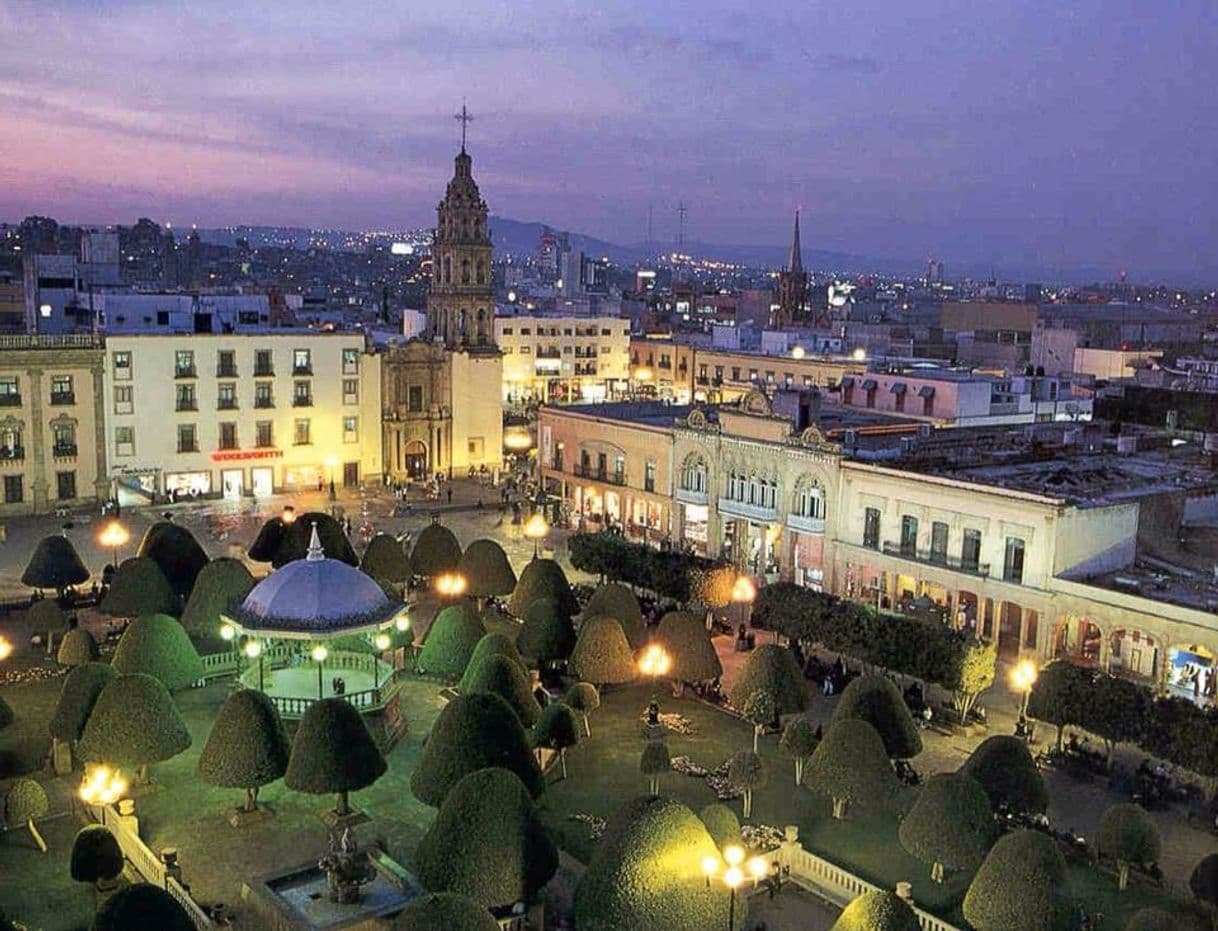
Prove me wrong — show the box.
[0,446,26,464]
[217,398,239,410]
[49,392,75,406]
[174,366,197,379]
[675,483,709,506]
[254,365,275,377]
[880,541,991,578]
[572,463,626,486]
[292,364,313,376]
[52,443,78,459]
[0,394,21,407]
[787,512,826,534]
[175,400,198,412]
[718,496,778,523]
[216,365,238,378]
[254,397,274,409]
[292,395,313,408]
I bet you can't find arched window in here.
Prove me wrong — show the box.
[458,309,467,334]
[461,259,470,284]
[476,260,486,285]
[794,479,825,519]
[681,456,707,493]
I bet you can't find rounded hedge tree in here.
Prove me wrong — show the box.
[830,674,922,760]
[50,662,117,744]
[461,653,542,727]
[417,602,486,679]
[963,829,1069,931]
[249,512,358,568]
[516,597,576,668]
[583,583,646,650]
[412,692,544,807]
[532,702,580,779]
[641,739,671,796]
[57,628,99,667]
[698,803,741,848]
[1123,909,1174,931]
[565,682,601,737]
[458,539,518,599]
[21,534,88,596]
[570,615,637,687]
[830,890,921,931]
[27,599,68,633]
[361,533,411,583]
[100,557,177,618]
[898,773,995,882]
[728,643,808,717]
[110,613,204,691]
[389,892,499,931]
[93,883,194,931]
[410,521,463,578]
[198,689,292,814]
[136,520,209,603]
[779,717,820,785]
[508,558,579,619]
[77,673,191,781]
[1097,803,1161,890]
[1191,854,1218,921]
[727,749,765,819]
[573,795,738,931]
[180,557,254,647]
[70,825,123,886]
[656,611,722,686]
[458,633,526,691]
[416,767,558,909]
[4,778,49,851]
[958,735,1049,816]
[284,698,387,817]
[805,719,898,819]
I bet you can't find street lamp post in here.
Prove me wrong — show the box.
[638,643,671,700]
[311,644,328,699]
[1011,657,1038,735]
[245,640,264,691]
[731,575,756,637]
[373,633,390,689]
[524,511,549,559]
[326,456,338,503]
[435,572,467,599]
[98,521,129,570]
[0,635,12,662]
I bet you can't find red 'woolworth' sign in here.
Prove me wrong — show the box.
[210,449,285,463]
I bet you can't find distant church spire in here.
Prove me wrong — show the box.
[454,102,473,153]
[788,210,803,273]
[771,209,810,329]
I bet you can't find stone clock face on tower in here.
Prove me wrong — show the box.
[429,147,495,350]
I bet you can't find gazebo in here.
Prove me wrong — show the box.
[221,526,410,723]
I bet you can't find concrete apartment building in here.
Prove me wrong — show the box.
[496,314,631,404]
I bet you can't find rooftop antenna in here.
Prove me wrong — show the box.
[454,101,473,153]
[677,202,687,251]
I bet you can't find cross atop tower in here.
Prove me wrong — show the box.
[454,102,473,152]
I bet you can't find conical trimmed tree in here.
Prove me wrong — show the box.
[410,520,462,578]
[411,693,543,806]
[249,512,358,567]
[49,662,117,744]
[180,557,254,649]
[584,583,646,649]
[361,533,411,582]
[728,643,808,716]
[458,539,517,599]
[27,599,67,634]
[136,520,209,603]
[532,702,580,779]
[898,772,996,882]
[570,615,636,687]
[93,883,193,931]
[56,628,98,667]
[508,558,579,619]
[656,610,722,686]
[699,803,741,848]
[779,717,820,785]
[516,597,576,668]
[830,674,923,760]
[1097,803,1161,890]
[21,535,88,596]
[390,892,498,931]
[111,613,204,691]
[77,674,191,781]
[958,734,1049,815]
[416,767,558,909]
[461,653,541,726]
[963,829,1069,931]
[805,719,898,819]
[284,698,387,817]
[565,682,601,736]
[100,557,177,617]
[417,602,486,678]
[458,633,526,691]
[198,689,291,814]
[830,890,921,931]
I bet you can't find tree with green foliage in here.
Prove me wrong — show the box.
[1123,908,1175,931]
[21,534,88,597]
[0,695,12,731]
[56,628,98,667]
[742,690,776,753]
[1191,854,1218,928]
[417,602,486,679]
[574,795,738,931]
[411,693,543,806]
[1097,803,1161,890]
[410,520,463,578]
[830,674,923,760]
[779,717,819,785]
[727,749,765,819]
[899,773,995,882]
[461,653,541,726]
[136,520,209,603]
[641,739,671,796]
[752,581,836,643]
[829,890,921,931]
[958,734,1050,816]
[516,597,576,668]
[389,892,499,931]
[1078,675,1150,763]
[249,512,358,567]
[284,698,387,817]
[4,779,49,852]
[951,638,997,723]
[93,884,193,931]
[656,611,721,688]
[78,674,191,781]
[509,558,579,619]
[100,557,177,617]
[698,803,741,848]
[565,682,601,736]
[963,829,1070,931]
[198,689,291,814]
[532,702,579,779]
[458,633,526,691]
[458,539,517,599]
[570,615,637,686]
[110,613,204,691]
[360,533,411,582]
[728,643,808,717]
[27,599,68,637]
[805,719,897,819]
[687,564,735,610]
[583,582,646,649]
[50,662,117,745]
[416,767,558,909]
[1027,660,1090,751]
[179,557,255,650]
[70,825,123,888]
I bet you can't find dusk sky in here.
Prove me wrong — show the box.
[2,1,1215,277]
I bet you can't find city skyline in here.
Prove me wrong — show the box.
[2,1,1216,279]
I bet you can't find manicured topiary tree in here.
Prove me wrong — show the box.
[516,597,576,668]
[898,773,996,882]
[284,698,386,817]
[727,749,765,819]
[4,779,49,852]
[417,602,486,679]
[21,534,88,598]
[100,557,177,618]
[742,689,776,752]
[570,615,636,687]
[249,512,358,567]
[93,884,193,931]
[830,674,922,760]
[565,682,601,736]
[805,719,898,819]
[50,662,117,745]
[699,803,741,848]
[958,734,1049,816]
[389,892,498,931]
[1191,854,1218,927]
[136,520,209,603]
[728,643,808,717]
[830,890,920,931]
[964,829,1070,931]
[110,613,203,691]
[1123,909,1175,931]
[780,717,819,785]
[458,539,517,599]
[361,533,411,583]
[656,611,721,689]
[584,583,646,649]
[458,633,526,691]
[461,653,541,726]
[573,795,736,931]
[77,673,191,782]
[180,557,254,648]
[641,739,671,796]
[56,628,98,667]
[533,702,579,779]
[411,693,544,806]
[410,520,462,578]
[416,767,558,909]
[509,558,579,619]
[198,689,291,815]
[1098,803,1161,890]
[27,599,68,637]
[69,825,123,888]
